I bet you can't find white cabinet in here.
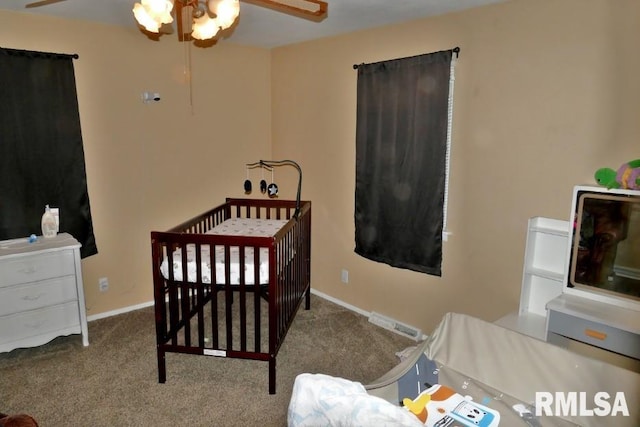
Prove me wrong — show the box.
[519,217,569,317]
[496,217,569,340]
[0,233,88,353]
[497,212,640,360]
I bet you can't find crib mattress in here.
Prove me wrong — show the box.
[159,218,288,285]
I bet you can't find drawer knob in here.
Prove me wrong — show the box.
[22,293,44,301]
[585,329,607,341]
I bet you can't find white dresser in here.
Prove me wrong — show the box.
[0,233,89,353]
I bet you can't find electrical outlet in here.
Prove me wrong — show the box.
[341,269,349,284]
[99,277,109,292]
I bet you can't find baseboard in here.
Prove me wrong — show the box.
[310,289,425,340]
[87,300,154,322]
[87,290,367,323]
[309,288,371,317]
[87,288,424,341]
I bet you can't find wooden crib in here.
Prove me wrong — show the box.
[150,198,311,394]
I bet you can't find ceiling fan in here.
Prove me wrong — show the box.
[25,0,66,8]
[25,0,328,42]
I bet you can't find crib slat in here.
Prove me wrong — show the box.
[195,243,205,348]
[224,245,233,351]
[254,247,261,353]
[180,246,191,347]
[210,245,219,349]
[238,245,247,352]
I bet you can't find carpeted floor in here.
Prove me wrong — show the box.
[0,293,414,426]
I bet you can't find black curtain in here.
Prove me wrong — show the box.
[0,48,97,258]
[354,49,455,276]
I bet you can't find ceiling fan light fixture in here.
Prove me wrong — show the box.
[191,15,221,40]
[133,0,174,32]
[207,0,239,30]
[145,0,174,21]
[132,0,326,43]
[192,4,206,18]
[132,2,162,32]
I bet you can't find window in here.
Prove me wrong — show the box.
[0,48,97,257]
[354,48,457,276]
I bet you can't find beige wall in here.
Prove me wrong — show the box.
[271,0,640,334]
[1,0,638,347]
[0,10,272,316]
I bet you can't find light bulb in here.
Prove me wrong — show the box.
[208,0,239,30]
[133,3,161,32]
[191,15,220,40]
[142,0,174,24]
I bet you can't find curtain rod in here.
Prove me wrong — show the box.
[353,46,459,69]
[0,47,78,60]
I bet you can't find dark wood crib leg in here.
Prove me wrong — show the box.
[305,287,311,310]
[269,356,276,394]
[157,348,166,383]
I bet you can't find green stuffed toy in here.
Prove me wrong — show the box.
[595,159,640,190]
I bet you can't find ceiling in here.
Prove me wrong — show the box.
[0,0,505,48]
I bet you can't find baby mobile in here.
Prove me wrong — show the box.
[244,162,277,196]
[243,159,303,217]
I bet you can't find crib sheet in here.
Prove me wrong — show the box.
[159,218,288,285]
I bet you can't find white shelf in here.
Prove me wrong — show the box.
[501,203,640,360]
[524,267,564,282]
[519,217,569,318]
[498,217,570,338]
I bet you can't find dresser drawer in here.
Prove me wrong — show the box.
[0,301,81,347]
[0,250,76,287]
[0,276,78,316]
[547,309,640,359]
[0,234,88,352]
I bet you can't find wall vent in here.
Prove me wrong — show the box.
[368,312,422,341]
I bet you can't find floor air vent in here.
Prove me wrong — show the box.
[368,312,422,341]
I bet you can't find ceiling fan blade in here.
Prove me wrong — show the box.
[242,0,328,22]
[25,0,67,8]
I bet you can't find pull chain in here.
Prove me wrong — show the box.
[183,29,194,114]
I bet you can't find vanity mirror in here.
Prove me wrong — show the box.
[566,186,640,311]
